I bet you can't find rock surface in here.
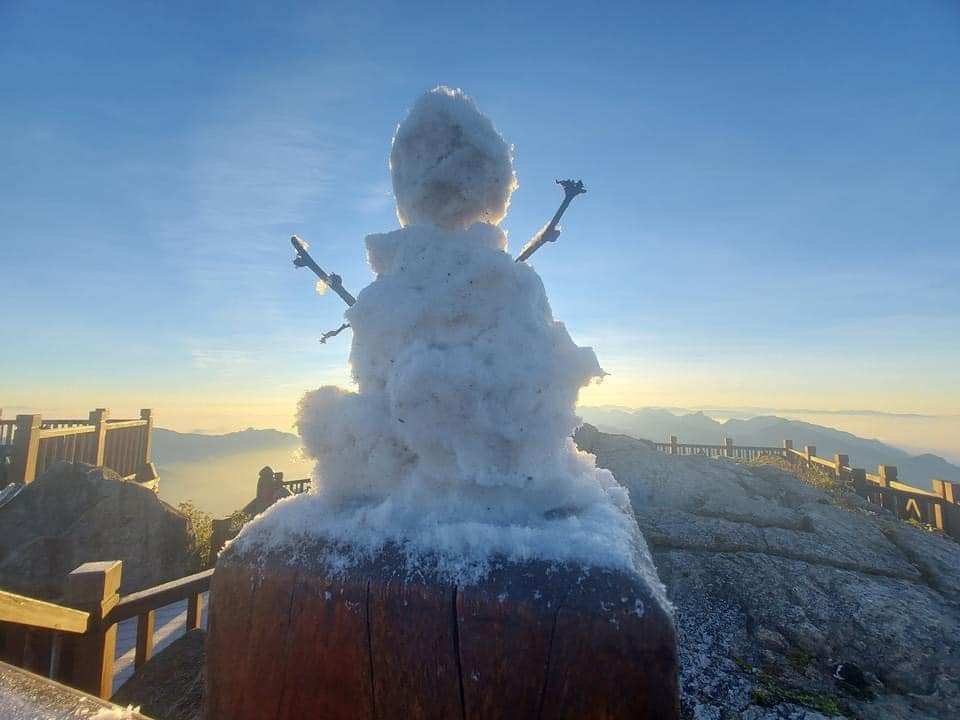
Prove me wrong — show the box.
[0,462,201,599]
[112,629,204,720]
[576,424,960,720]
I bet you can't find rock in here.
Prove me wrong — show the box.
[0,462,201,599]
[0,661,151,720]
[577,426,960,720]
[111,629,205,720]
[205,539,678,719]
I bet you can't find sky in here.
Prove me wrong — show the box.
[1,1,958,458]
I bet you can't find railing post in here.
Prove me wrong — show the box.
[187,593,204,631]
[932,480,960,538]
[933,479,959,505]
[135,610,155,668]
[88,408,110,467]
[723,437,734,458]
[877,465,899,515]
[834,454,849,481]
[878,465,897,486]
[669,435,677,456]
[11,414,42,484]
[58,561,122,699]
[136,409,159,482]
[804,445,816,461]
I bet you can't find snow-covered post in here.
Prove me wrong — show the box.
[205,87,678,720]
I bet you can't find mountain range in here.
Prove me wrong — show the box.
[152,427,299,464]
[152,411,960,496]
[577,406,960,489]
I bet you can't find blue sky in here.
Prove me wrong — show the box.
[1,1,958,455]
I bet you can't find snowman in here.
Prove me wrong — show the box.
[248,87,645,583]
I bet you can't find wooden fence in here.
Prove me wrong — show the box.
[0,408,156,487]
[0,561,211,699]
[653,435,960,540]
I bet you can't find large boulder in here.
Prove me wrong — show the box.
[576,425,960,720]
[0,462,201,599]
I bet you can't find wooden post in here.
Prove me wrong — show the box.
[187,593,204,631]
[135,610,155,668]
[723,437,734,458]
[878,465,897,486]
[11,414,42,484]
[804,445,816,462]
[932,479,958,504]
[932,480,960,538]
[782,439,792,459]
[88,409,110,467]
[834,454,849,481]
[850,468,868,498]
[58,561,121,698]
[877,465,898,515]
[669,435,677,456]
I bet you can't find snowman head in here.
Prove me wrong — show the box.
[390,86,518,231]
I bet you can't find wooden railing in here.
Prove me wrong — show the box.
[653,435,783,460]
[0,561,211,699]
[653,435,960,540]
[281,477,311,494]
[0,408,156,486]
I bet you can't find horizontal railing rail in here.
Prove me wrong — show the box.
[0,590,90,634]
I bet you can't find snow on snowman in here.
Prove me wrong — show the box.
[235,86,657,586]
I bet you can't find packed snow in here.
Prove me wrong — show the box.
[233,87,652,586]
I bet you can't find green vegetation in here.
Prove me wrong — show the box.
[749,455,854,508]
[787,649,810,674]
[178,501,214,569]
[177,502,252,569]
[732,653,852,718]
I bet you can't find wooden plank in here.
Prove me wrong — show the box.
[101,419,147,430]
[206,540,678,720]
[36,426,96,439]
[274,562,373,719]
[134,610,154,668]
[0,590,90,633]
[206,553,302,719]
[106,569,213,624]
[457,561,570,719]
[367,560,462,719]
[539,567,679,719]
[889,481,939,498]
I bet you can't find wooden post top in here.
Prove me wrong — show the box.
[88,408,110,422]
[65,561,122,614]
[804,445,816,458]
[783,439,793,450]
[878,465,898,485]
[932,479,958,503]
[835,454,849,467]
[140,408,154,421]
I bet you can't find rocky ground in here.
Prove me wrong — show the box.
[109,429,959,719]
[0,462,201,598]
[576,425,960,720]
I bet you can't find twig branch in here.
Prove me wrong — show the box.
[320,323,351,344]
